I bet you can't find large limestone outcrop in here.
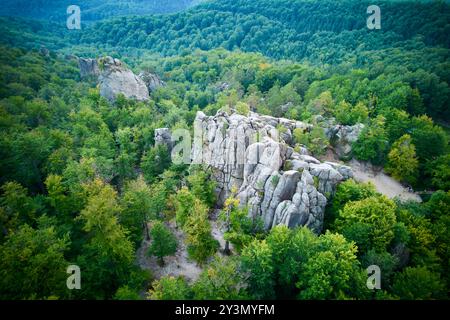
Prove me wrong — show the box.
[191,110,353,233]
[98,57,150,102]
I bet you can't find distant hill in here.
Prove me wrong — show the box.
[0,0,204,21]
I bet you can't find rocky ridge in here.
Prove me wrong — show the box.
[190,110,353,233]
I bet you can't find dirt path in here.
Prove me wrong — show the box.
[348,159,422,202]
[136,212,230,295]
[136,220,202,285]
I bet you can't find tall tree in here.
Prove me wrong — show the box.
[147,221,177,266]
[385,134,419,185]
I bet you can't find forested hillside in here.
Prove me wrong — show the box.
[0,0,449,301]
[0,0,203,21]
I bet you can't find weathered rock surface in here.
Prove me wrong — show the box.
[155,128,173,151]
[191,110,353,233]
[78,57,100,78]
[326,123,364,159]
[98,57,150,102]
[138,71,165,93]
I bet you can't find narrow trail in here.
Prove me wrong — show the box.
[136,211,231,297]
[348,159,422,202]
[136,220,202,285]
[319,152,422,202]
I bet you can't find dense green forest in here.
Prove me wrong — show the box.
[0,0,203,21]
[0,0,449,300]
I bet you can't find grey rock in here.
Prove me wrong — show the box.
[191,110,352,233]
[326,123,365,159]
[154,128,173,151]
[138,71,165,93]
[78,57,100,78]
[98,57,149,102]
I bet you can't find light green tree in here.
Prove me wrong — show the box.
[184,199,218,265]
[192,255,248,299]
[385,134,419,184]
[335,195,397,253]
[148,276,192,300]
[241,239,275,299]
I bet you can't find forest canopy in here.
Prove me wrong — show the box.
[0,0,448,301]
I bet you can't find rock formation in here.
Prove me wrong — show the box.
[155,128,173,151]
[326,123,364,159]
[78,57,100,78]
[190,110,353,233]
[138,71,165,93]
[97,57,150,102]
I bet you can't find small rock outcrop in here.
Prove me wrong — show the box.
[191,110,353,233]
[138,71,165,93]
[98,57,150,102]
[155,128,173,151]
[78,58,100,78]
[326,123,364,159]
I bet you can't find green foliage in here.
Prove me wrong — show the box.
[0,181,38,232]
[235,101,250,116]
[114,286,141,300]
[0,0,449,300]
[0,217,70,299]
[327,179,377,228]
[187,167,217,208]
[148,276,192,300]
[336,196,397,254]
[334,101,369,125]
[410,115,448,162]
[296,231,364,300]
[221,189,264,253]
[385,134,419,185]
[352,116,389,165]
[392,267,445,300]
[361,249,399,288]
[174,187,197,228]
[293,127,329,156]
[141,144,171,184]
[192,255,248,300]
[147,221,177,265]
[241,239,275,299]
[427,154,450,191]
[396,208,439,270]
[75,179,135,299]
[265,226,316,297]
[120,176,154,245]
[224,206,262,253]
[184,199,218,265]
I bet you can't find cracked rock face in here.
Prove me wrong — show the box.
[78,58,100,78]
[326,123,364,159]
[138,71,165,93]
[191,110,353,233]
[98,57,150,102]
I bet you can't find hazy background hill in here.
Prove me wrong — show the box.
[0,0,204,21]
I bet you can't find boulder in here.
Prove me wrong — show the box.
[326,123,364,159]
[154,128,173,151]
[138,71,165,93]
[78,57,100,78]
[98,57,150,102]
